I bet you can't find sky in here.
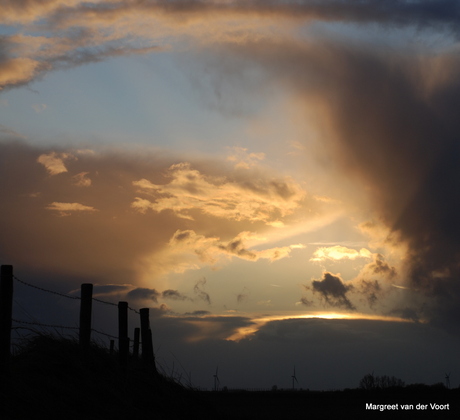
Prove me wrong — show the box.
[1,0,460,391]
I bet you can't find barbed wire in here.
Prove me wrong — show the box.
[10,275,146,349]
[12,318,79,330]
[12,318,120,340]
[13,275,140,314]
[13,275,80,300]
[91,328,118,340]
[93,298,140,314]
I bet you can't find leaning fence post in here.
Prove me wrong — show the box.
[79,283,93,350]
[0,265,13,376]
[140,308,156,372]
[118,301,129,371]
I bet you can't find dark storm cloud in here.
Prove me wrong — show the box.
[3,0,460,92]
[310,272,355,310]
[356,279,381,309]
[353,255,396,309]
[365,254,397,279]
[296,43,460,332]
[389,307,421,323]
[220,28,460,332]
[48,1,460,30]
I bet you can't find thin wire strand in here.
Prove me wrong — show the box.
[13,275,80,300]
[11,275,143,346]
[12,318,79,330]
[14,275,140,313]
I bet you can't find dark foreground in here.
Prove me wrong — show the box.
[200,388,458,420]
[1,336,458,419]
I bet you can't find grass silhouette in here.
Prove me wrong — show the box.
[1,334,458,419]
[1,334,215,420]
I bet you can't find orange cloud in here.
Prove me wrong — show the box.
[310,245,372,262]
[0,57,42,89]
[37,152,73,175]
[1,0,82,24]
[45,201,98,215]
[0,143,321,288]
[165,229,304,270]
[132,162,305,225]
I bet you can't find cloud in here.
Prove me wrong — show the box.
[177,314,256,342]
[132,162,306,225]
[0,57,43,90]
[236,287,249,304]
[37,152,72,175]
[276,40,460,331]
[2,0,460,94]
[226,146,265,170]
[361,253,397,279]
[126,287,160,303]
[207,19,460,332]
[193,277,211,305]
[356,279,382,309]
[72,172,92,187]
[0,142,321,287]
[0,0,83,24]
[0,124,25,140]
[389,307,421,323]
[162,289,190,301]
[45,201,98,214]
[168,229,304,271]
[309,272,356,310]
[3,0,460,333]
[310,245,372,262]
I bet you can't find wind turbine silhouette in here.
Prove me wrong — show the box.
[213,366,220,391]
[445,372,451,389]
[291,366,299,390]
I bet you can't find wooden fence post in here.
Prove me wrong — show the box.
[118,301,129,371]
[0,265,13,376]
[140,308,156,372]
[79,283,93,350]
[133,327,140,360]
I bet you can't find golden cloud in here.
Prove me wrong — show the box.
[72,172,92,187]
[132,162,305,225]
[37,152,73,175]
[0,57,42,89]
[310,245,373,262]
[167,229,304,269]
[45,201,98,213]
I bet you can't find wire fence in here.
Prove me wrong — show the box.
[1,267,186,387]
[10,274,140,350]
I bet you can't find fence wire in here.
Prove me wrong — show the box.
[13,275,80,300]
[13,275,140,313]
[10,275,143,346]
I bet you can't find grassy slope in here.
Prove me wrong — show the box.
[1,335,216,420]
[1,336,458,420]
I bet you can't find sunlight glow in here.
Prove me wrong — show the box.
[225,312,415,341]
